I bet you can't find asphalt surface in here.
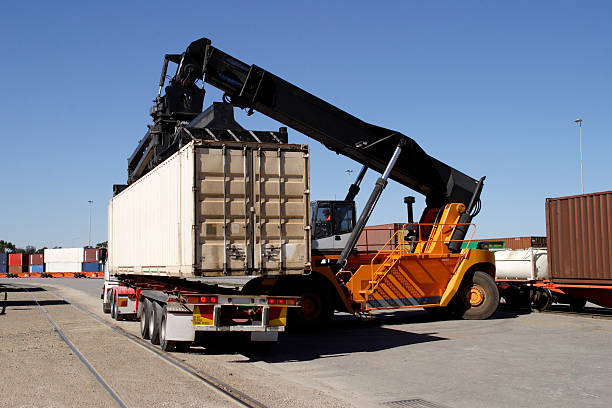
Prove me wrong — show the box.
[1,277,611,407]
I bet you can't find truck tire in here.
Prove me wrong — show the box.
[569,298,587,312]
[150,301,162,345]
[455,271,499,320]
[140,298,151,340]
[110,290,117,319]
[289,287,333,330]
[160,306,176,352]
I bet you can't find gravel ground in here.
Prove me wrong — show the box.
[0,280,353,408]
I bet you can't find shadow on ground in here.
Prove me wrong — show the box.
[0,284,55,315]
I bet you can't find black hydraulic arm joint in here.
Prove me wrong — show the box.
[335,141,405,271]
[344,165,368,201]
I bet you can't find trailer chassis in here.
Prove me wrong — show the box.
[103,275,300,351]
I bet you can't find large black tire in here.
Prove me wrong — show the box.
[140,298,151,340]
[288,286,334,330]
[532,287,553,311]
[454,271,500,320]
[110,291,117,319]
[150,301,162,345]
[569,297,587,312]
[160,306,176,352]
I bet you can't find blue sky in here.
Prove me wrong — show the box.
[1,1,610,248]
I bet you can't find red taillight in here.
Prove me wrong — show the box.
[209,296,218,303]
[199,296,218,304]
[268,297,298,305]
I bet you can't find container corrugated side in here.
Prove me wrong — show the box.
[0,263,6,274]
[109,140,311,277]
[29,254,44,265]
[8,253,28,266]
[356,224,404,253]
[0,253,7,265]
[84,249,99,262]
[44,248,84,263]
[45,262,82,273]
[472,236,547,250]
[546,191,612,284]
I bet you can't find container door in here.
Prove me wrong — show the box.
[197,146,251,273]
[253,147,310,273]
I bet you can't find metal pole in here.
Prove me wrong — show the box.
[574,119,583,194]
[579,122,584,194]
[88,200,93,247]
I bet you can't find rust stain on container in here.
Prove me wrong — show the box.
[546,190,612,284]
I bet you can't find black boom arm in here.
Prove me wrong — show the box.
[172,38,479,209]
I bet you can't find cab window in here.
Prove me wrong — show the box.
[333,203,354,234]
[313,204,332,239]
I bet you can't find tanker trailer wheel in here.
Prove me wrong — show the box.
[569,297,587,312]
[531,287,553,311]
[140,298,151,340]
[455,271,499,320]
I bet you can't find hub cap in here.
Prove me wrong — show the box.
[465,285,486,307]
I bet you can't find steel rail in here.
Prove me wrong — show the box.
[24,288,129,408]
[41,287,266,408]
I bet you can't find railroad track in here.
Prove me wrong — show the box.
[18,284,267,408]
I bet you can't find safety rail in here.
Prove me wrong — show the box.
[365,222,476,299]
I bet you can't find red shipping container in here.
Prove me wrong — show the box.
[8,265,27,274]
[8,253,28,266]
[84,248,99,263]
[29,254,44,265]
[356,224,404,253]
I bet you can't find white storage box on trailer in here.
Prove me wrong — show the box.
[108,140,311,277]
[45,262,82,273]
[43,248,84,263]
[494,248,549,281]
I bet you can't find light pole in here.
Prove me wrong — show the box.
[573,119,583,194]
[88,200,93,247]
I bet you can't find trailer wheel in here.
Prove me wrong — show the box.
[140,298,151,340]
[160,306,176,352]
[455,271,499,320]
[532,287,552,311]
[150,302,162,345]
[110,290,117,319]
[569,298,587,312]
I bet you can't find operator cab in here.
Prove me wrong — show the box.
[311,200,356,252]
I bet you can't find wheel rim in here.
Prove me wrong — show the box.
[161,315,166,344]
[149,304,155,337]
[464,284,486,307]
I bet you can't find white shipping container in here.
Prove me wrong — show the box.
[108,140,311,277]
[44,248,84,263]
[45,262,82,273]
